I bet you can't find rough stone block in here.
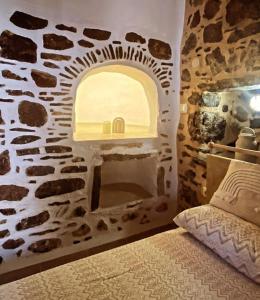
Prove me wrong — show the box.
[148,39,172,60]
[43,34,74,50]
[16,211,50,231]
[83,28,111,40]
[35,178,85,199]
[125,32,146,44]
[0,30,37,63]
[0,150,10,175]
[203,22,223,43]
[31,69,57,87]
[18,101,48,127]
[10,11,48,30]
[2,238,24,249]
[0,185,29,201]
[28,238,61,253]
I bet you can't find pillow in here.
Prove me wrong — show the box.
[210,159,260,227]
[173,205,260,283]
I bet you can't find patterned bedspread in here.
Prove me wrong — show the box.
[0,228,259,300]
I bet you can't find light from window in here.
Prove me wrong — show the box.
[250,95,260,112]
[74,65,158,141]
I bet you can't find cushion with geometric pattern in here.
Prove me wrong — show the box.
[174,205,260,283]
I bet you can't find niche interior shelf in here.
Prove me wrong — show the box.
[99,182,153,209]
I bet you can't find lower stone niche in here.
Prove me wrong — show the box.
[100,183,152,208]
[91,154,157,210]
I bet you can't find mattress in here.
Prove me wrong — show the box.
[0,228,259,300]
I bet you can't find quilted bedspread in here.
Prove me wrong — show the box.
[0,228,259,300]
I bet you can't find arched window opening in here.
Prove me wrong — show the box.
[74,65,158,141]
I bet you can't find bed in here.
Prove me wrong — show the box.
[0,155,259,299]
[0,227,259,300]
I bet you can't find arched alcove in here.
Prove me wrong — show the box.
[74,65,159,141]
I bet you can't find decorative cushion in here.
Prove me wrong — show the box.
[210,159,260,227]
[173,205,260,283]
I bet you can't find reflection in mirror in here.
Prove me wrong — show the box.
[201,85,260,160]
[197,85,260,163]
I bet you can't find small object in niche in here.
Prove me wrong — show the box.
[102,121,111,134]
[112,117,125,134]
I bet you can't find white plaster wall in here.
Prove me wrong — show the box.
[0,0,185,210]
[0,0,185,273]
[1,0,185,40]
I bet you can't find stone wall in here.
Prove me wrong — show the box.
[0,5,182,274]
[178,0,260,210]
